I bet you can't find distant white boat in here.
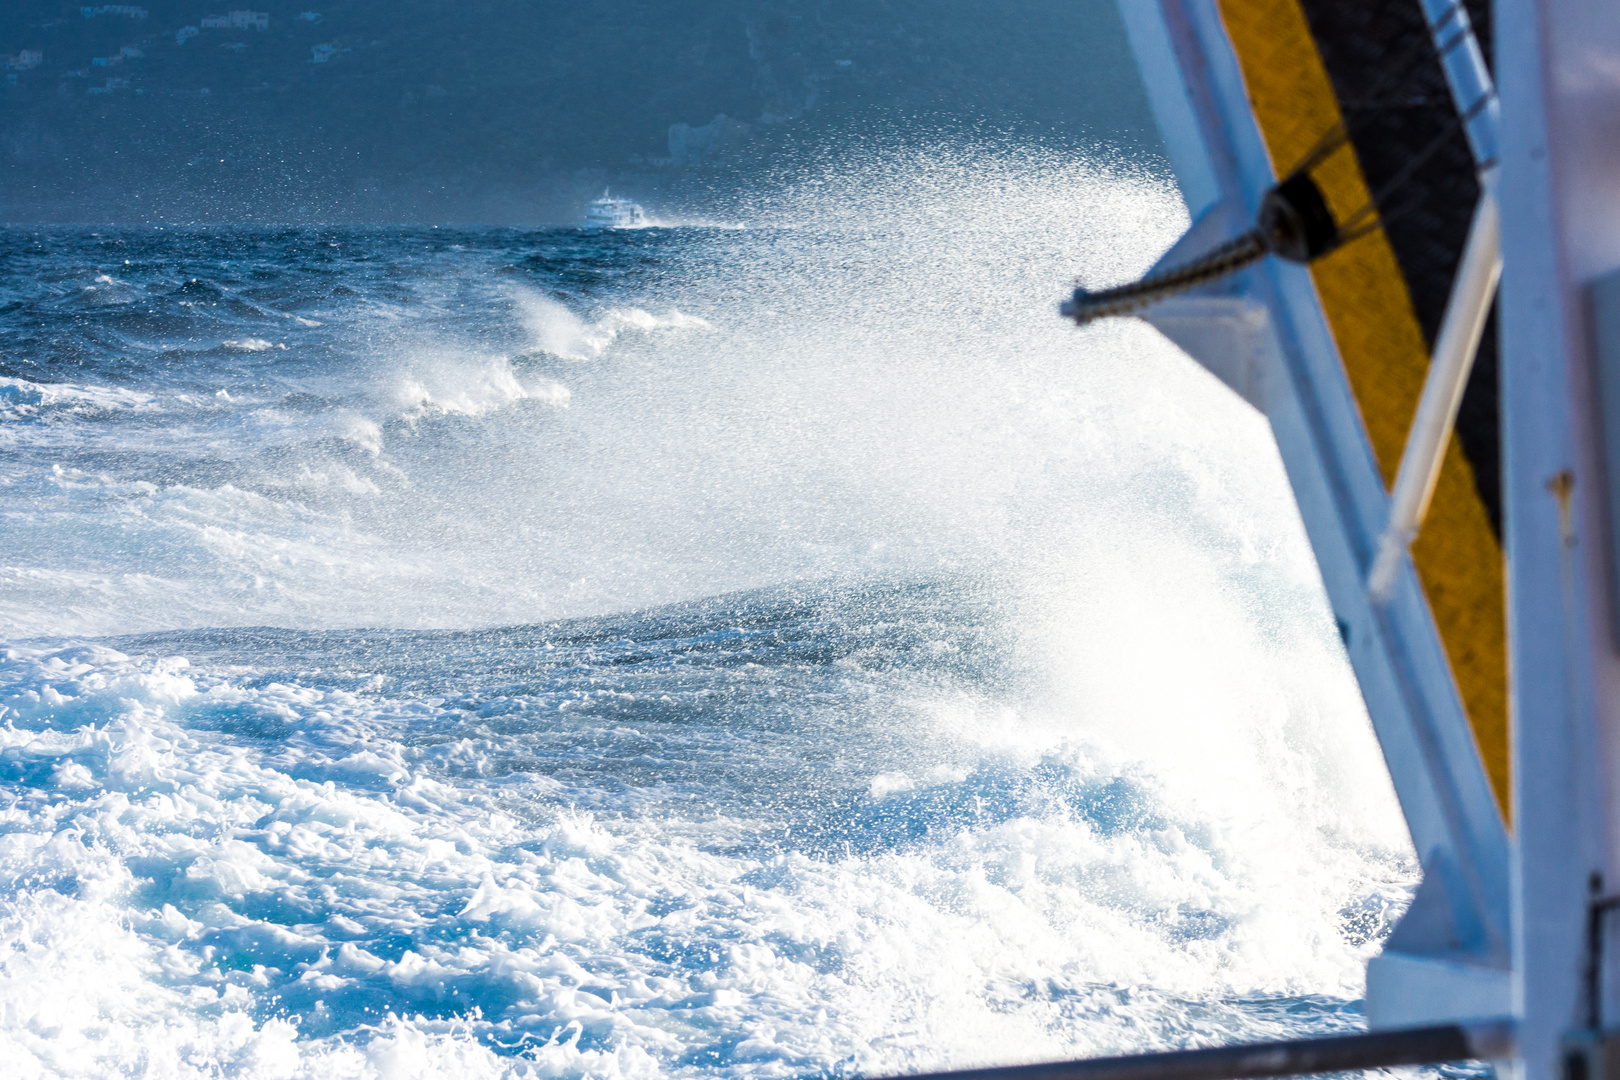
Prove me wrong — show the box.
[585,191,646,228]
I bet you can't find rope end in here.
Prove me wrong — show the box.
[1060,287,1096,325]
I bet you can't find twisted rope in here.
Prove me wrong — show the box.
[1060,229,1269,326]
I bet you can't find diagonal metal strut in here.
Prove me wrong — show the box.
[881,1019,1516,1080]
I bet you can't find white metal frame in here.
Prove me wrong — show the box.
[1496,0,1620,1077]
[1112,0,1513,1027]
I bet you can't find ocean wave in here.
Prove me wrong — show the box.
[0,376,159,419]
[0,147,1418,1078]
[396,354,571,420]
[0,605,1410,1077]
[513,292,710,361]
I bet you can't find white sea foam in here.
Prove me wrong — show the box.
[512,290,711,363]
[0,376,158,420]
[515,294,616,361]
[396,353,571,420]
[4,149,1203,637]
[606,307,712,334]
[0,141,1418,1077]
[0,625,1409,1078]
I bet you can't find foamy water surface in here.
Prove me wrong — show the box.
[0,146,1416,1079]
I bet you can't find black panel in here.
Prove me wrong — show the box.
[1456,305,1501,534]
[1296,0,1501,536]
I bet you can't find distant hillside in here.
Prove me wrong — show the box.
[0,0,1161,222]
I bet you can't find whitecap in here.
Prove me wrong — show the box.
[396,353,570,419]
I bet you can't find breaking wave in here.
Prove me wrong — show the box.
[0,142,1416,1078]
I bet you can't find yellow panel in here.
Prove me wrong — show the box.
[1215,0,1511,822]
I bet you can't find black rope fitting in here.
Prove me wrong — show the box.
[1259,173,1341,262]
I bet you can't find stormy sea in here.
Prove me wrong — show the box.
[0,147,1419,1079]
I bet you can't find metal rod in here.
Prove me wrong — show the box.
[1368,176,1502,603]
[1415,0,1499,168]
[885,1019,1517,1080]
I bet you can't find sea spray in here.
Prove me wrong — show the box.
[0,143,1416,1078]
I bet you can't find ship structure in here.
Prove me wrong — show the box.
[909,2,1620,1080]
[585,190,647,228]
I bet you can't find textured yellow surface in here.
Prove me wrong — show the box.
[1215,0,1511,823]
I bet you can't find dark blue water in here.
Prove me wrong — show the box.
[0,153,1420,1079]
